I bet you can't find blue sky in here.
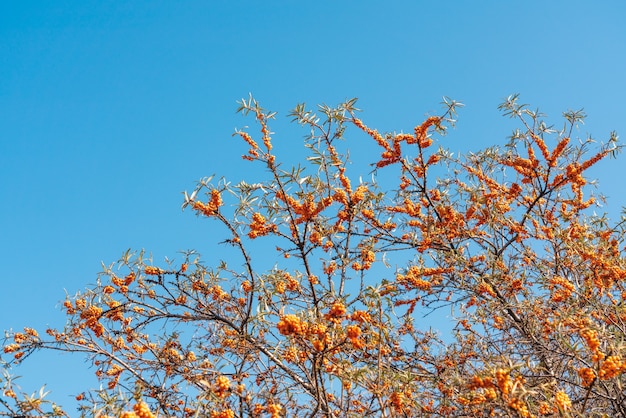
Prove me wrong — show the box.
[2,0,625,412]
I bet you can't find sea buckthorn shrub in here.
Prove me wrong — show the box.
[2,95,626,417]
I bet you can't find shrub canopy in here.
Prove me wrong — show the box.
[2,95,625,417]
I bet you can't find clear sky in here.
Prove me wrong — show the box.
[2,0,625,413]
